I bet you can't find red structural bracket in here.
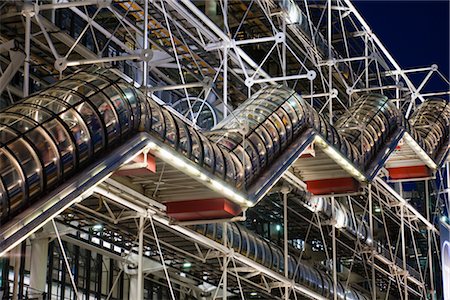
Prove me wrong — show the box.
[305,177,360,195]
[387,165,431,180]
[166,198,242,221]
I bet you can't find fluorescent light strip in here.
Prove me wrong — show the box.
[403,133,437,169]
[147,142,253,207]
[314,136,367,182]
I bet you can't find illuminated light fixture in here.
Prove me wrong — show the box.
[374,207,381,213]
[314,135,366,182]
[275,224,282,231]
[250,292,258,296]
[403,133,437,169]
[92,224,103,231]
[182,262,192,268]
[148,140,252,208]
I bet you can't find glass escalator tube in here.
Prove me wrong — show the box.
[409,98,450,165]
[206,85,321,193]
[334,94,403,172]
[0,69,139,223]
[199,223,371,299]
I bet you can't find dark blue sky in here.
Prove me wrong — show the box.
[354,0,450,92]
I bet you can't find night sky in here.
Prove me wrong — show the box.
[353,0,450,93]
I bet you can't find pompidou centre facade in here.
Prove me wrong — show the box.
[0,1,448,299]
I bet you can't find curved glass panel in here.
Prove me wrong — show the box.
[410,98,450,163]
[335,94,403,168]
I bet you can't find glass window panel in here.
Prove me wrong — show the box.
[76,103,104,154]
[102,84,132,132]
[6,139,40,196]
[40,88,83,105]
[0,150,23,211]
[6,105,53,123]
[24,128,58,185]
[90,93,119,144]
[43,120,75,175]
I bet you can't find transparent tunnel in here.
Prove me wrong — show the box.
[194,222,370,300]
[409,98,450,166]
[334,94,404,177]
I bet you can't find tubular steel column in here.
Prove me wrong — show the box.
[22,5,33,97]
[327,0,333,124]
[368,185,376,299]
[425,179,435,299]
[223,46,228,118]
[283,190,289,300]
[331,196,337,300]
[143,0,149,86]
[137,215,144,300]
[223,222,228,300]
[400,203,408,299]
[11,246,20,300]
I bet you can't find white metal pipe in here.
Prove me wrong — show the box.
[400,204,408,299]
[374,178,437,233]
[177,0,274,83]
[343,0,426,109]
[206,35,280,51]
[331,196,337,300]
[143,0,149,87]
[23,11,31,97]
[223,222,228,300]
[70,7,132,53]
[137,215,144,300]
[151,214,327,300]
[52,218,81,299]
[94,186,147,214]
[147,81,206,92]
[369,185,376,300]
[223,44,228,117]
[38,1,107,10]
[34,13,60,60]
[419,90,450,97]
[251,73,312,85]
[327,0,333,125]
[283,192,289,300]
[66,54,141,67]
[12,245,20,300]
[425,179,435,299]
[351,84,399,93]
[149,216,176,299]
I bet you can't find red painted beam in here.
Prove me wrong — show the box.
[166,198,242,221]
[387,165,431,180]
[305,177,360,195]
